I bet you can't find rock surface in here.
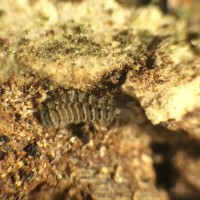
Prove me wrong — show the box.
[0,0,200,199]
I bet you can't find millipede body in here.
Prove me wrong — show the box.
[39,89,119,128]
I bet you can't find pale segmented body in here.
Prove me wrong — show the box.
[40,89,118,128]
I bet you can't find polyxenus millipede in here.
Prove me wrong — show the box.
[39,89,120,128]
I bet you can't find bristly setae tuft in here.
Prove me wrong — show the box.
[39,89,120,128]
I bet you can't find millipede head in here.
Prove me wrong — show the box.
[39,110,52,128]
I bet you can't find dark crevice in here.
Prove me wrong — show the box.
[99,65,131,92]
[145,36,163,70]
[116,0,170,13]
[116,0,150,8]
[53,187,93,200]
[187,32,200,54]
[24,142,41,157]
[29,182,46,197]
[53,188,69,200]
[70,123,91,145]
[151,142,179,190]
[150,126,200,200]
[170,194,200,200]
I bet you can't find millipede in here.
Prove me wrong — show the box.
[39,89,120,128]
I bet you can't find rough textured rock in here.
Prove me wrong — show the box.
[0,0,200,199]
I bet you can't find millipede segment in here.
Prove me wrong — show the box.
[40,89,118,128]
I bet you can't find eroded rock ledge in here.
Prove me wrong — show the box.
[0,0,199,199]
